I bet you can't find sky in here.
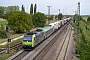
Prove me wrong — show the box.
[0,0,90,15]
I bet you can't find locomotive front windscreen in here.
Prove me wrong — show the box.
[23,35,32,42]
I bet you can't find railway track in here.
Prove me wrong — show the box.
[34,24,69,60]
[12,51,29,60]
[0,42,22,55]
[33,24,71,60]
[57,25,72,60]
[6,21,71,60]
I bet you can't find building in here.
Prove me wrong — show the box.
[0,18,8,31]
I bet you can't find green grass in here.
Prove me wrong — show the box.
[0,50,18,60]
[0,34,23,44]
[0,40,7,44]
[0,38,23,50]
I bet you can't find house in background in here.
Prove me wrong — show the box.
[0,18,8,31]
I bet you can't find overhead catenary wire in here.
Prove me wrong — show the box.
[62,3,77,11]
[50,3,78,15]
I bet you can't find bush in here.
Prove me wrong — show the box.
[0,24,7,38]
[87,16,90,21]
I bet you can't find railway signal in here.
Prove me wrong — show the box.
[8,39,11,42]
[6,26,9,32]
[6,26,11,54]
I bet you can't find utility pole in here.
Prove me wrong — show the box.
[47,6,52,25]
[57,9,60,20]
[76,2,80,57]
[57,9,60,14]
[78,2,80,55]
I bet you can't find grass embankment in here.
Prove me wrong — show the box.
[0,38,23,60]
[0,50,18,60]
[71,19,90,60]
[0,33,23,44]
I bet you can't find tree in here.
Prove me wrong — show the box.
[49,15,54,20]
[0,6,4,18]
[30,4,33,14]
[21,5,25,12]
[73,14,78,23]
[55,15,58,19]
[34,4,37,14]
[2,12,12,19]
[2,6,19,19]
[32,12,46,27]
[58,13,63,20]
[4,6,19,13]
[73,14,83,23]
[87,16,90,21]
[7,11,33,33]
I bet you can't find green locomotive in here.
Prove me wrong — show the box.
[22,26,53,49]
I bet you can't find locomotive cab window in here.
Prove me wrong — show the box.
[23,36,32,42]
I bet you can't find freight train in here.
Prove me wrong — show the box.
[22,17,71,49]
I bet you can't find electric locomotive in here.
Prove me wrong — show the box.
[22,26,53,49]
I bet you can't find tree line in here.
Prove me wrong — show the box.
[0,4,37,18]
